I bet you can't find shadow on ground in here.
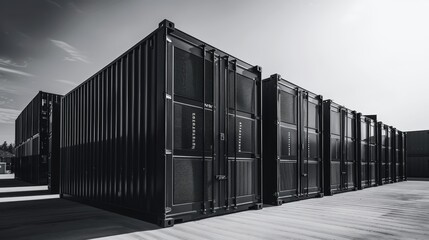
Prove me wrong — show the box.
[0,198,159,240]
[0,179,36,188]
[0,190,52,198]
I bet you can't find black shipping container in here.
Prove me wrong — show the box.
[406,130,429,178]
[392,128,400,182]
[377,122,393,184]
[397,131,406,181]
[14,91,63,192]
[356,114,378,189]
[48,101,61,192]
[323,100,357,195]
[60,20,262,227]
[262,74,324,205]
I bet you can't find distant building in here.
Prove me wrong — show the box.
[0,149,14,173]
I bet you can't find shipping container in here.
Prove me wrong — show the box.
[397,131,406,181]
[48,101,61,192]
[262,74,324,205]
[377,122,394,184]
[60,19,262,227]
[356,114,378,189]
[406,130,429,178]
[323,100,357,195]
[402,132,408,181]
[14,91,63,192]
[392,128,400,182]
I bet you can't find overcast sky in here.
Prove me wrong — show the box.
[1,0,428,144]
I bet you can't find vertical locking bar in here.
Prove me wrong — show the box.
[297,89,302,196]
[201,45,207,214]
[233,60,238,209]
[224,56,230,209]
[306,92,309,196]
[276,79,281,197]
[211,50,216,213]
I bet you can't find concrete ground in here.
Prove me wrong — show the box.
[0,180,428,240]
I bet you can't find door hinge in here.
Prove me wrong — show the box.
[165,207,172,213]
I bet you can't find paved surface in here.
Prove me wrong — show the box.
[0,181,428,240]
[0,174,14,180]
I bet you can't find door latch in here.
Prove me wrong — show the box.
[220,133,225,141]
[216,175,227,180]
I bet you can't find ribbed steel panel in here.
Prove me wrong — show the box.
[396,130,406,181]
[357,114,378,189]
[262,74,324,205]
[377,122,395,184]
[14,91,63,191]
[406,130,429,178]
[60,19,262,227]
[323,100,358,195]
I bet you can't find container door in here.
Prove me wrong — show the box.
[226,60,260,209]
[299,91,308,197]
[345,112,356,190]
[340,109,347,190]
[166,36,260,218]
[278,86,299,199]
[386,128,391,183]
[369,122,377,186]
[398,132,404,181]
[394,132,398,181]
[380,126,386,183]
[330,105,342,193]
[360,119,368,188]
[302,92,322,196]
[166,39,217,215]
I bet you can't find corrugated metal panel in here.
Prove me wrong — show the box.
[357,114,378,189]
[262,74,324,205]
[60,19,262,227]
[376,122,397,185]
[406,130,429,178]
[323,100,358,195]
[14,91,63,189]
[396,130,406,181]
[407,130,429,156]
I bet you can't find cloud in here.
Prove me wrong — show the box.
[45,0,61,8]
[0,107,20,124]
[69,2,84,14]
[50,39,90,63]
[0,58,28,68]
[0,66,33,77]
[0,86,17,94]
[55,79,78,86]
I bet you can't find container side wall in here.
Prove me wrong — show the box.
[60,30,165,223]
[14,92,63,186]
[406,130,429,178]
